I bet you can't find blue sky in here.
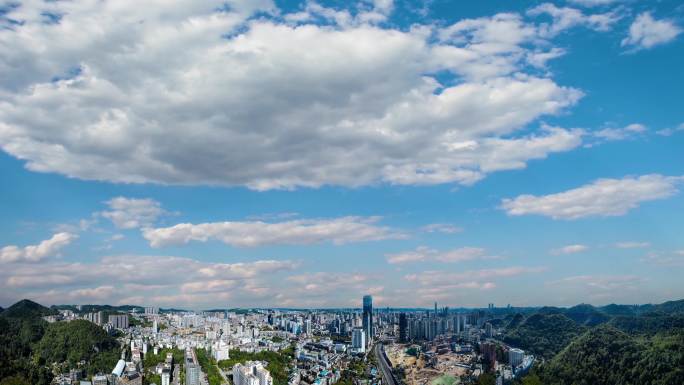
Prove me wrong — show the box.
[0,0,683,309]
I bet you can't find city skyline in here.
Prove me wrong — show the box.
[1,0,684,309]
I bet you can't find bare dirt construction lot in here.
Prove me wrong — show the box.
[386,344,474,385]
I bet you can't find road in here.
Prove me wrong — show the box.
[373,343,399,385]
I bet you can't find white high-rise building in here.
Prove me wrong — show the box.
[161,370,171,385]
[352,328,365,353]
[233,362,273,385]
[213,340,230,361]
[509,348,524,368]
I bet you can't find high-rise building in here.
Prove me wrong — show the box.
[398,313,408,343]
[109,314,129,329]
[145,307,159,315]
[233,362,273,385]
[85,311,104,325]
[480,342,497,368]
[304,319,312,336]
[186,362,200,385]
[161,369,171,385]
[362,295,373,346]
[152,319,158,334]
[485,322,493,338]
[352,327,366,353]
[509,348,524,368]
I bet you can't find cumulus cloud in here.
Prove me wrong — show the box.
[2,254,298,307]
[590,123,647,144]
[100,197,167,229]
[552,244,589,255]
[528,3,621,37]
[143,216,403,248]
[501,174,683,220]
[386,246,497,264]
[0,232,77,263]
[621,12,682,50]
[0,1,587,190]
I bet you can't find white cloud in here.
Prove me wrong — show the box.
[0,2,585,190]
[0,232,77,263]
[2,254,299,307]
[552,244,588,255]
[405,266,546,287]
[143,216,404,248]
[656,123,684,137]
[501,174,683,220]
[386,246,497,264]
[547,274,642,291]
[100,197,166,229]
[615,241,650,249]
[528,3,621,37]
[421,223,463,234]
[591,123,647,142]
[567,0,619,7]
[621,12,682,50]
[641,251,684,267]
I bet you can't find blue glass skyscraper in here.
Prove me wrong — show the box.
[362,294,373,345]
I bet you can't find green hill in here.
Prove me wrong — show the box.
[34,319,119,368]
[608,314,684,336]
[0,300,120,385]
[539,325,684,385]
[503,313,586,358]
[0,299,57,319]
[564,304,611,326]
[652,299,684,315]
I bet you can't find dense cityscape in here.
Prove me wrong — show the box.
[1,295,683,385]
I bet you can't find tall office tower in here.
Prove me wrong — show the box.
[398,313,408,343]
[152,319,158,334]
[434,302,438,316]
[352,327,366,353]
[362,295,373,345]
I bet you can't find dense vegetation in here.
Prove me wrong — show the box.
[537,325,684,385]
[511,300,684,385]
[217,347,294,385]
[196,348,224,385]
[34,319,120,371]
[503,313,586,358]
[0,300,60,384]
[143,347,184,368]
[0,299,121,384]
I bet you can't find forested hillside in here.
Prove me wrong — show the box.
[514,299,684,385]
[0,299,121,385]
